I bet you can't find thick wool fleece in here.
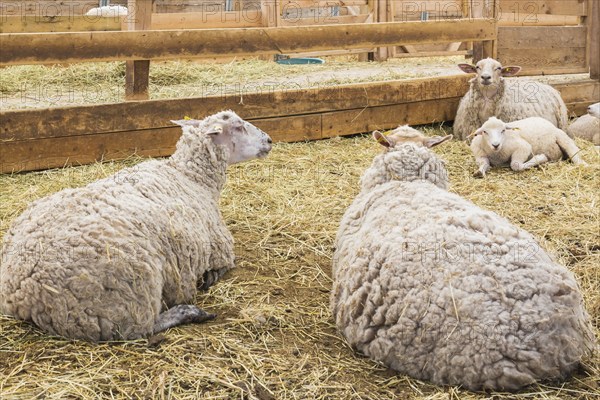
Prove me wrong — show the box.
[568,114,600,145]
[0,127,234,341]
[331,144,594,391]
[454,78,568,140]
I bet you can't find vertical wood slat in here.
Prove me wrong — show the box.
[125,0,153,101]
[590,0,599,79]
[472,0,497,62]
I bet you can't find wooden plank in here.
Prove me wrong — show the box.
[0,75,472,141]
[498,14,580,26]
[280,0,367,8]
[0,1,100,16]
[497,0,587,16]
[0,19,498,65]
[125,0,153,101]
[590,0,599,79]
[0,128,179,174]
[394,50,469,58]
[497,47,587,71]
[150,11,263,29]
[278,14,370,26]
[0,15,122,33]
[321,98,460,137]
[497,26,587,49]
[394,0,464,20]
[0,114,321,173]
[555,79,600,104]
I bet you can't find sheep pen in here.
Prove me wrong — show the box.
[1,129,599,399]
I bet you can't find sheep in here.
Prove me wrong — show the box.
[85,5,128,17]
[0,110,272,342]
[567,102,600,145]
[471,116,586,178]
[453,58,569,140]
[589,102,600,118]
[330,125,595,391]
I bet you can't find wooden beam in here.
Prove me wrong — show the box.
[0,15,122,33]
[125,0,153,101]
[590,0,599,79]
[497,0,587,16]
[1,78,597,174]
[0,75,472,141]
[0,19,498,65]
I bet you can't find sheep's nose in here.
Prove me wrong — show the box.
[481,74,491,80]
[267,137,272,144]
[492,143,500,149]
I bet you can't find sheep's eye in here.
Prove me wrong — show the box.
[476,66,481,70]
[496,67,502,71]
[501,129,506,133]
[483,131,487,135]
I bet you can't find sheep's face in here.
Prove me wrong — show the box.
[373,125,452,149]
[588,102,600,119]
[172,110,272,165]
[473,117,511,152]
[458,58,521,87]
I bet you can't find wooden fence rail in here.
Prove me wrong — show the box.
[0,18,496,65]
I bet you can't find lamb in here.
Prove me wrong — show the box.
[330,125,595,391]
[471,116,586,178]
[85,5,128,17]
[453,58,569,140]
[0,110,272,342]
[567,102,600,145]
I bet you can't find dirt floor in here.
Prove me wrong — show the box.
[0,57,599,399]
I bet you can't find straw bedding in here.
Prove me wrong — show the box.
[0,130,598,399]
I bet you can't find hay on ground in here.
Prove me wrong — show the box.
[0,130,598,399]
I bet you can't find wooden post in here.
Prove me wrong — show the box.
[590,0,599,79]
[374,0,388,61]
[472,0,497,62]
[125,0,153,101]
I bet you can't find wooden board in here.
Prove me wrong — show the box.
[0,75,472,141]
[497,48,587,72]
[321,98,460,137]
[149,11,263,29]
[590,0,600,79]
[0,1,100,16]
[497,26,587,48]
[2,78,597,174]
[0,15,122,33]
[497,0,587,16]
[0,19,497,65]
[497,14,580,26]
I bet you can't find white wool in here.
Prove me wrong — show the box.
[331,139,595,391]
[454,58,569,140]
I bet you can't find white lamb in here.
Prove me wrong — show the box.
[85,5,128,17]
[567,102,600,145]
[471,116,586,178]
[0,110,272,342]
[454,58,569,140]
[331,125,595,391]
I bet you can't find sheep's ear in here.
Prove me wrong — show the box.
[171,119,202,128]
[424,134,453,148]
[467,128,484,139]
[205,123,224,135]
[458,64,477,74]
[373,130,391,147]
[501,66,521,76]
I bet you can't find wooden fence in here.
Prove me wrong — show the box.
[0,0,598,173]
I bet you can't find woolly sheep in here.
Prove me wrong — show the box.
[567,102,600,145]
[85,5,128,17]
[0,110,272,341]
[471,116,586,178]
[588,102,600,118]
[453,58,569,140]
[330,125,594,391]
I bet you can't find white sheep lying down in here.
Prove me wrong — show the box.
[0,110,272,341]
[567,102,600,145]
[453,58,568,140]
[331,126,594,391]
[471,116,586,178]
